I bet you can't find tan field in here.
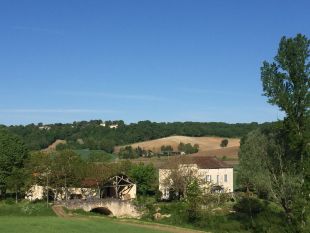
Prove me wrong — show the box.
[115,136,240,168]
[127,147,240,169]
[115,135,240,153]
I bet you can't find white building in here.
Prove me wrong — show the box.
[100,122,119,129]
[26,175,137,201]
[159,156,233,200]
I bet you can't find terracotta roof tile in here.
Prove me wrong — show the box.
[160,156,233,169]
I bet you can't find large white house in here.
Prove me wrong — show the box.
[159,156,233,199]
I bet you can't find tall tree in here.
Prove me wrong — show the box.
[261,33,309,162]
[0,130,28,198]
[260,34,309,230]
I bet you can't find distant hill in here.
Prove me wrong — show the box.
[6,120,267,152]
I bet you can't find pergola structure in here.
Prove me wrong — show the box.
[101,174,136,200]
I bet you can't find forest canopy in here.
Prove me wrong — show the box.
[1,120,268,151]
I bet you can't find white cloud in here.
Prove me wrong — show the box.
[177,87,257,98]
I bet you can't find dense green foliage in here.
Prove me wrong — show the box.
[128,163,157,195]
[239,34,310,232]
[0,200,55,216]
[220,139,229,147]
[118,146,147,159]
[0,130,28,198]
[26,150,85,200]
[177,142,199,154]
[140,195,298,233]
[4,120,263,152]
[160,145,174,155]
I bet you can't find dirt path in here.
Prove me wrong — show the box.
[51,205,210,233]
[52,205,70,218]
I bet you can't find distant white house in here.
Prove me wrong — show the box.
[159,156,233,200]
[100,121,119,129]
[38,125,51,130]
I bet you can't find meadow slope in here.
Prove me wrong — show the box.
[115,136,240,154]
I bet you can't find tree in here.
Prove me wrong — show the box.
[128,163,156,195]
[0,130,28,198]
[185,178,203,222]
[178,143,199,154]
[238,130,272,196]
[160,145,173,156]
[220,139,229,147]
[119,146,137,159]
[50,150,83,200]
[6,167,26,203]
[261,34,309,162]
[26,150,84,201]
[249,33,310,231]
[161,157,205,200]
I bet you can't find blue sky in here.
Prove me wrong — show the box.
[0,0,309,125]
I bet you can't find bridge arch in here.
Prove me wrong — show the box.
[58,198,140,218]
[90,207,113,216]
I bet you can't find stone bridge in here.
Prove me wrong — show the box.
[55,198,141,218]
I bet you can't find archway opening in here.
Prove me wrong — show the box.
[90,207,113,216]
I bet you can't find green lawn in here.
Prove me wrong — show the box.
[73,149,117,161]
[0,201,167,233]
[0,216,167,233]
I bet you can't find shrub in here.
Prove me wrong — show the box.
[0,201,55,216]
[233,197,264,216]
[220,139,229,147]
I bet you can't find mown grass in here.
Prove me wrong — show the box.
[0,217,167,233]
[0,201,166,233]
[73,149,116,161]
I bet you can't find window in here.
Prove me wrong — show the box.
[206,175,211,182]
[216,175,219,184]
[224,174,228,182]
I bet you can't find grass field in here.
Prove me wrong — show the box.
[0,201,203,233]
[73,149,117,161]
[0,216,168,233]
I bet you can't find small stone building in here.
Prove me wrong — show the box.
[26,174,136,201]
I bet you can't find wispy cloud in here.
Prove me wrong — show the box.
[0,109,118,114]
[12,26,64,35]
[177,87,256,98]
[56,91,167,101]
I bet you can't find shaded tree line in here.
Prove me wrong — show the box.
[0,129,157,200]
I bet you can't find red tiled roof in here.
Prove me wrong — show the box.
[160,156,233,169]
[81,178,99,187]
[191,156,233,169]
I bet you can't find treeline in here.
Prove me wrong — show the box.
[118,142,200,159]
[0,129,157,199]
[0,120,267,152]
